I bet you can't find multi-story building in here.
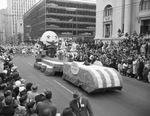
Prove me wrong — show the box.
[95,0,150,40]
[23,0,96,42]
[7,0,36,43]
[0,9,7,44]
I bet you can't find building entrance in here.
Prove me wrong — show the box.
[141,19,150,34]
[104,23,112,38]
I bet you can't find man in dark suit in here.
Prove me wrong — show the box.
[36,90,57,116]
[70,90,94,116]
[0,96,15,116]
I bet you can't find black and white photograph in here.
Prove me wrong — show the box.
[0,0,150,116]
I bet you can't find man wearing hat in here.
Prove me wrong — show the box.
[70,90,94,116]
[36,90,57,116]
[27,84,39,102]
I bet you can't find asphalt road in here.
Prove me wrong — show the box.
[13,55,150,116]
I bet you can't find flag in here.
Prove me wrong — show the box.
[69,18,73,22]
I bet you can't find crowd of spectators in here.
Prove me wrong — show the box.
[73,35,150,83]
[0,49,78,116]
[0,47,94,116]
[1,34,149,116]
[1,45,34,56]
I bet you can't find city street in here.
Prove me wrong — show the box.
[13,55,150,116]
[1,0,150,116]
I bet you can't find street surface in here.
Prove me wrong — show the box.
[13,55,150,116]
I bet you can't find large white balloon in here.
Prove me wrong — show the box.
[40,31,58,46]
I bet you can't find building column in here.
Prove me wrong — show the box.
[124,0,132,35]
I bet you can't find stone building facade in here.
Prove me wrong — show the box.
[95,0,150,40]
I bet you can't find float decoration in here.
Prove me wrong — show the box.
[40,31,58,47]
[40,31,58,58]
[63,62,123,93]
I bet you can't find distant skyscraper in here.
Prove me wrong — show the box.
[0,9,7,43]
[7,0,36,38]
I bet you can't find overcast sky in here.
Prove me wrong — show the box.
[0,0,96,10]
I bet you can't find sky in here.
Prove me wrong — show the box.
[0,0,96,10]
[0,0,7,10]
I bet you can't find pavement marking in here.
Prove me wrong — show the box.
[53,80,73,94]
[27,62,33,66]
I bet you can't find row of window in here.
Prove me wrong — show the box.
[12,1,35,9]
[46,0,96,10]
[45,29,94,36]
[46,8,96,16]
[46,22,95,29]
[46,15,95,23]
[103,0,150,17]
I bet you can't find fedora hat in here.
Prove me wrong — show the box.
[31,84,38,92]
[73,90,81,100]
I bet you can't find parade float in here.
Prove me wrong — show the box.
[34,31,64,76]
[62,61,123,93]
[34,31,123,93]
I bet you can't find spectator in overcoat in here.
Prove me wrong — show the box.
[143,60,150,82]
[137,57,145,80]
[70,90,94,116]
[0,96,16,116]
[36,90,57,116]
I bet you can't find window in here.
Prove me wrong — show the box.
[104,5,112,17]
[140,0,150,11]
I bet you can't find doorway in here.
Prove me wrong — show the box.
[104,23,112,38]
[140,19,150,34]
